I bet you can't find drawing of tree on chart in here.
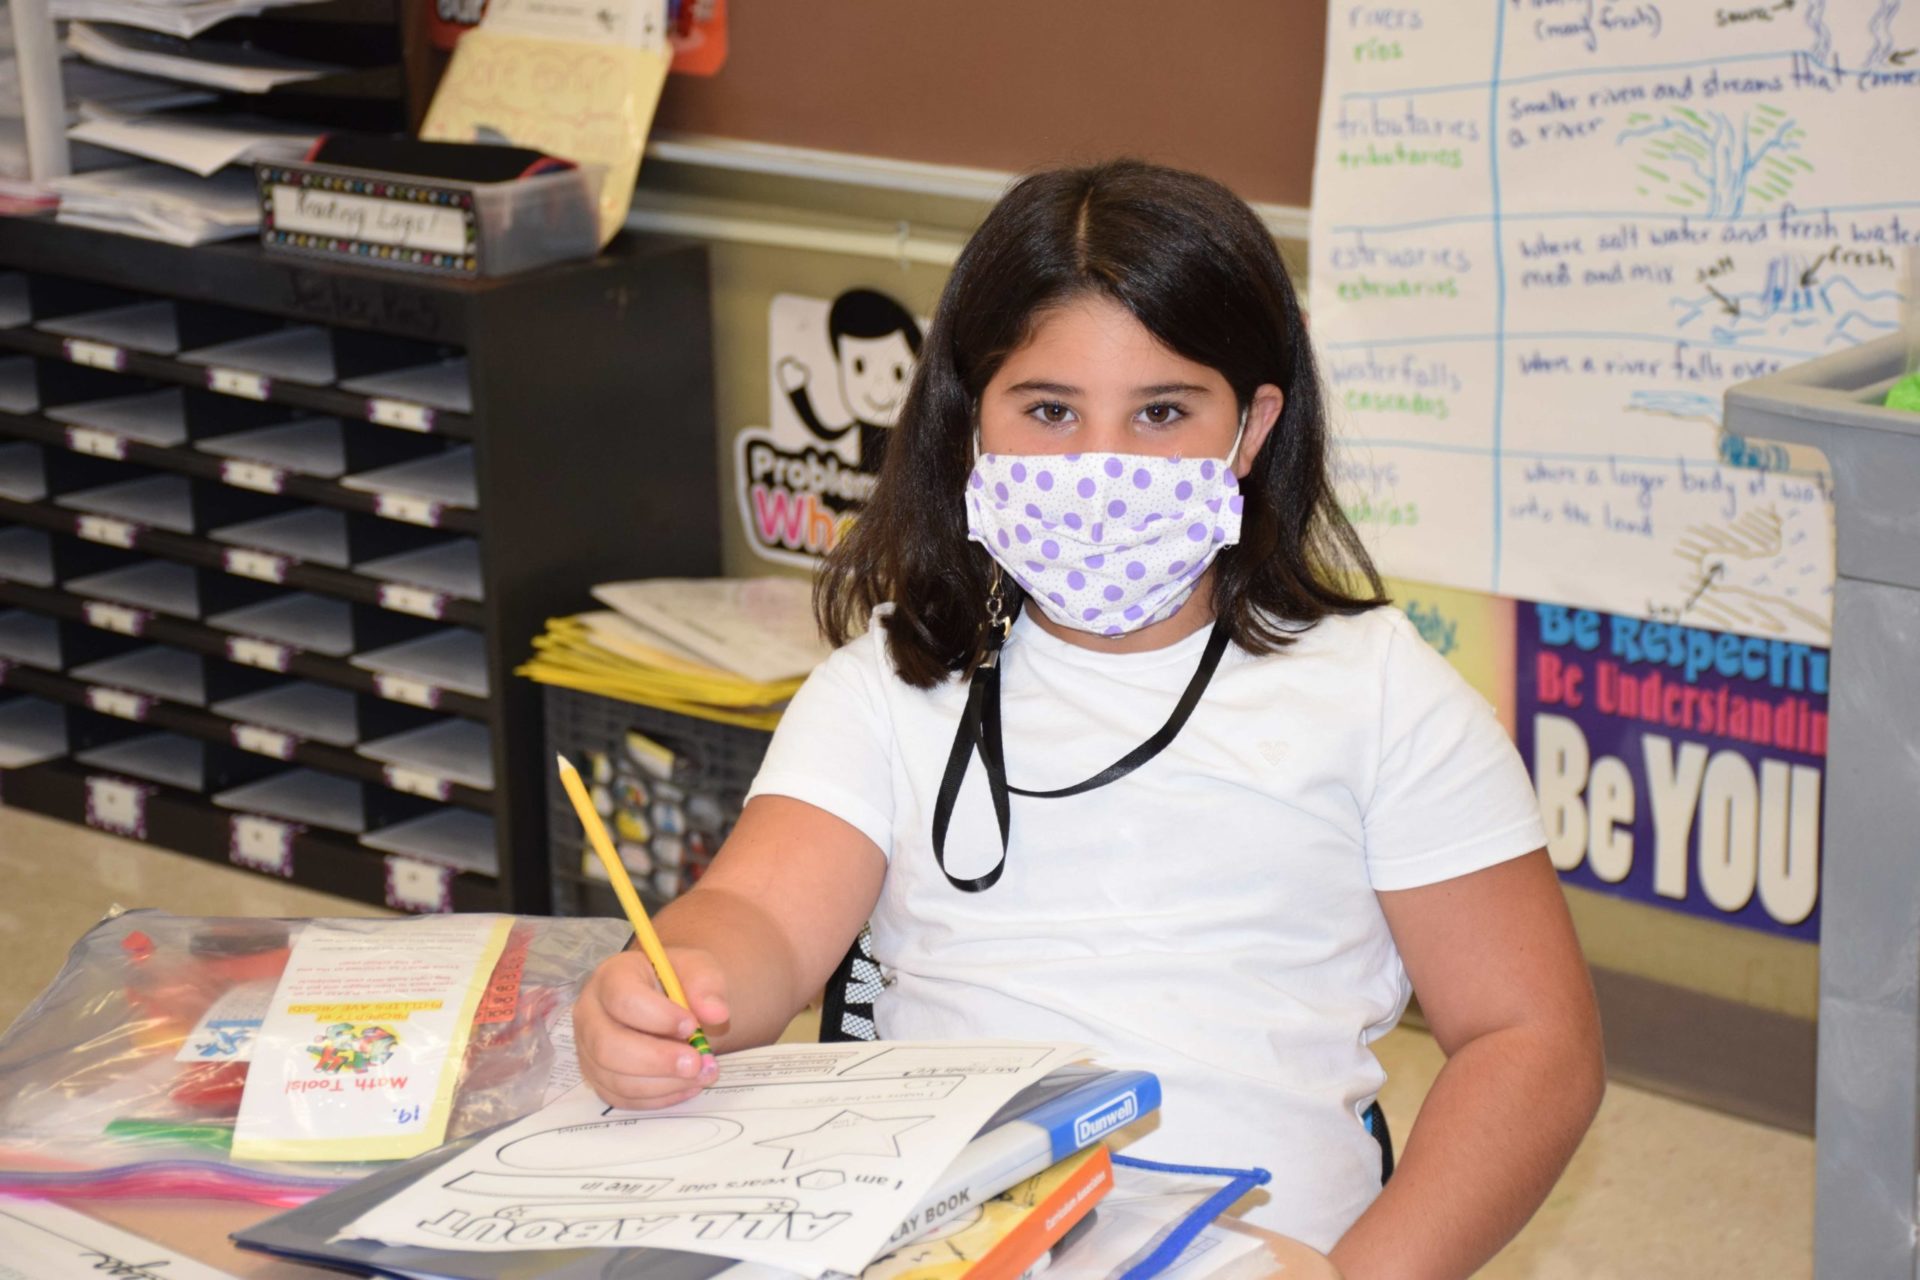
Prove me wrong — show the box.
[1310,0,1918,643]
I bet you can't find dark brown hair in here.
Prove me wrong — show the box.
[817,159,1385,687]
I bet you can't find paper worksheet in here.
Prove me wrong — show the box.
[0,1197,239,1279]
[343,1040,1087,1277]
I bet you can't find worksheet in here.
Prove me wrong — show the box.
[0,1199,239,1280]
[342,1040,1086,1278]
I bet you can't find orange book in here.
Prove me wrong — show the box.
[862,1144,1112,1280]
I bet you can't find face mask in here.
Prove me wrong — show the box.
[963,420,1247,636]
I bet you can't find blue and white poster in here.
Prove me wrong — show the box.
[1310,1,1917,646]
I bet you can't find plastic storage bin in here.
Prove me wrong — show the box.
[543,684,774,917]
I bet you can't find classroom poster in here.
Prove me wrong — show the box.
[734,290,928,569]
[1310,0,1918,645]
[1513,598,1826,939]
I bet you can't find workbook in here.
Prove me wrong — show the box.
[233,1060,1160,1280]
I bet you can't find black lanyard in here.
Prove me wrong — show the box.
[930,617,1232,892]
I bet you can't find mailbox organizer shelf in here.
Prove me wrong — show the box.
[0,220,718,913]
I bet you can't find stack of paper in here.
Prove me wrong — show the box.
[68,103,316,176]
[68,22,345,93]
[50,0,321,41]
[518,578,831,731]
[51,161,258,243]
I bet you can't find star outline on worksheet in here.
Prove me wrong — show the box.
[754,1111,931,1169]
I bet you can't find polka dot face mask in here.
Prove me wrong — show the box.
[963,425,1246,636]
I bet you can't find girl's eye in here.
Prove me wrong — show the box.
[1029,401,1075,425]
[1139,402,1187,426]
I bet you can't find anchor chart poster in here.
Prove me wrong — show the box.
[1310,0,1917,647]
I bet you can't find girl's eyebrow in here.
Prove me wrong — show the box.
[1002,380,1214,396]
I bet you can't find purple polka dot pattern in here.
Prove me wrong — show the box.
[965,449,1246,635]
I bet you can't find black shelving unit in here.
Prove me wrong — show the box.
[0,219,718,913]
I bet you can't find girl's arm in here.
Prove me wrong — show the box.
[1329,849,1605,1280]
[574,794,886,1108]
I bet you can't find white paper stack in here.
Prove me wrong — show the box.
[51,0,324,42]
[52,163,258,244]
[69,104,315,176]
[68,22,344,93]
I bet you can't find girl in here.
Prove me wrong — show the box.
[575,160,1604,1279]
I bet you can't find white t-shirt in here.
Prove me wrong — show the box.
[747,603,1546,1252]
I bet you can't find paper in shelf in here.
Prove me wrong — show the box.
[208,591,353,656]
[50,0,325,43]
[68,107,318,179]
[72,642,207,705]
[0,355,39,414]
[213,679,359,746]
[0,529,56,587]
[181,326,335,385]
[342,445,476,509]
[356,537,482,602]
[215,766,366,832]
[420,0,669,245]
[0,610,62,669]
[212,506,349,567]
[351,626,488,698]
[75,729,206,791]
[340,359,472,414]
[361,807,498,876]
[67,21,346,94]
[0,442,49,503]
[38,300,182,355]
[68,559,202,618]
[57,473,195,533]
[52,164,261,246]
[197,418,348,478]
[358,717,493,791]
[47,387,190,447]
[0,697,67,767]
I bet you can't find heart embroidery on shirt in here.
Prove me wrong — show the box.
[1258,740,1289,766]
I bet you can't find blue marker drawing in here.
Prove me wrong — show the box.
[1668,253,1901,347]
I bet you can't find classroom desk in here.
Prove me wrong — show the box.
[79,1198,1344,1279]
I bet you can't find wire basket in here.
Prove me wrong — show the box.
[543,685,774,917]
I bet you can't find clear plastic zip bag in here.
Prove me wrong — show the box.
[0,908,628,1203]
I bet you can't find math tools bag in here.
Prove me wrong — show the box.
[0,908,628,1203]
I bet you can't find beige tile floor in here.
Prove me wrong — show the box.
[0,806,1815,1276]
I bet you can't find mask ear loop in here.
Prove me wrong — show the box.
[1225,406,1250,473]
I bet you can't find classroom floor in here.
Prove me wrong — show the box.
[0,805,1815,1278]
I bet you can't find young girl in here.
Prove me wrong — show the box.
[576,160,1604,1279]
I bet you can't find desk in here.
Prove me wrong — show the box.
[79,1199,1342,1279]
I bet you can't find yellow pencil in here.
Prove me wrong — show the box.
[556,753,713,1058]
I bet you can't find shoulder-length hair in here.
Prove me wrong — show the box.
[817,159,1386,688]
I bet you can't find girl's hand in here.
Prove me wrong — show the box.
[574,948,731,1110]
